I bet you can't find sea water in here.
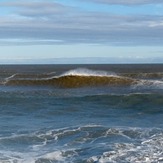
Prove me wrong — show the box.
[0,64,163,163]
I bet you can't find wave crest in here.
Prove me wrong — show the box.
[60,68,116,77]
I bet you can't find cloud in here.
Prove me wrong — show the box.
[0,0,163,46]
[0,0,71,17]
[84,0,163,5]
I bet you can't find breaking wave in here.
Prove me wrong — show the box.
[1,68,163,89]
[3,68,136,88]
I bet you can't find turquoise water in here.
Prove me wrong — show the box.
[0,64,163,162]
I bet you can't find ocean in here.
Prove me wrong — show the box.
[0,64,163,163]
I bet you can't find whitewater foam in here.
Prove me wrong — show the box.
[87,128,163,163]
[42,151,65,161]
[0,126,162,163]
[132,79,163,89]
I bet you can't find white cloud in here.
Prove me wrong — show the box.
[149,21,163,27]
[0,0,71,17]
[84,0,163,5]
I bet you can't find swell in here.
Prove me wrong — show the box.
[4,75,136,88]
[66,93,163,112]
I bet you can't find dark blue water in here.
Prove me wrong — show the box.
[0,64,163,162]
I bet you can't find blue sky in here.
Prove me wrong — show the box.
[0,0,163,63]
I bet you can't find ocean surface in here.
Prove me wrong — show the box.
[0,64,163,163]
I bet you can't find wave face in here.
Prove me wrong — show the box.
[2,68,136,88]
[5,75,136,88]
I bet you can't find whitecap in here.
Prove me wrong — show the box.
[60,68,117,77]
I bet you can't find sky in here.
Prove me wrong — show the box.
[0,0,163,63]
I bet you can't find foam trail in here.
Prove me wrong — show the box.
[1,73,18,85]
[5,74,17,81]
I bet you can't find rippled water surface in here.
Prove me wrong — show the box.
[0,64,163,163]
